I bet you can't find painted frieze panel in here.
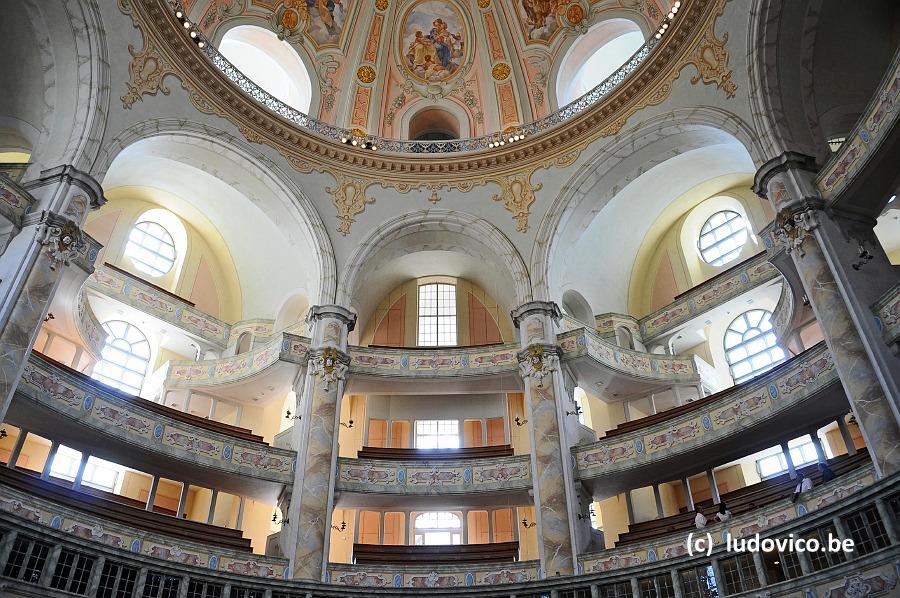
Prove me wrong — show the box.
[328,561,540,587]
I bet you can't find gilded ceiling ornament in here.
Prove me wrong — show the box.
[678,6,737,99]
[492,63,511,81]
[477,0,490,8]
[121,41,173,109]
[492,171,542,233]
[325,175,376,235]
[375,0,389,10]
[356,65,377,84]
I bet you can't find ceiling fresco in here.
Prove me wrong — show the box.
[183,0,672,138]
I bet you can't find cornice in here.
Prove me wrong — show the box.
[121,0,734,233]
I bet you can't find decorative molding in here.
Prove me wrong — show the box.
[773,198,820,257]
[517,344,559,388]
[121,41,173,109]
[36,212,86,271]
[310,347,349,391]
[676,3,737,99]
[492,171,542,233]
[325,175,376,235]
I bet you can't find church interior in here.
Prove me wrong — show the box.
[0,0,899,596]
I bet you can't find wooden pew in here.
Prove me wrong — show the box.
[0,467,251,552]
[353,542,519,564]
[357,445,515,460]
[615,450,870,546]
[32,352,266,444]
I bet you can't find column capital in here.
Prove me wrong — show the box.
[752,151,818,198]
[23,165,106,209]
[306,305,357,332]
[517,344,561,387]
[308,347,350,391]
[510,301,561,328]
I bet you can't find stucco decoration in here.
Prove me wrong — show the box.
[121,41,173,109]
[773,199,820,257]
[518,344,558,388]
[677,6,737,99]
[36,212,87,271]
[325,175,376,235]
[310,347,349,390]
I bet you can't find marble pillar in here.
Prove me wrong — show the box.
[754,153,900,477]
[0,166,104,423]
[289,305,356,581]
[511,301,579,577]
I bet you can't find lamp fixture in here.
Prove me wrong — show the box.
[285,410,302,421]
[331,521,347,532]
[521,517,536,529]
[272,512,289,525]
[0,429,7,440]
[340,419,354,429]
[565,405,583,417]
[514,416,528,427]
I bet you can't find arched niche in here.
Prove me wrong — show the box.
[561,289,594,328]
[219,25,316,114]
[552,16,647,108]
[409,107,461,141]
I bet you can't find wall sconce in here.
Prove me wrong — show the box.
[331,521,347,532]
[0,429,7,439]
[514,417,528,427]
[272,513,289,526]
[851,244,873,270]
[521,517,536,529]
[565,405,583,418]
[577,507,595,521]
[43,313,55,323]
[340,420,354,429]
[285,410,302,421]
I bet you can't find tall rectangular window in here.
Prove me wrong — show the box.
[417,283,457,346]
[415,420,459,449]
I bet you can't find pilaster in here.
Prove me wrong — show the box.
[289,305,356,581]
[511,301,581,577]
[0,166,104,423]
[754,152,900,477]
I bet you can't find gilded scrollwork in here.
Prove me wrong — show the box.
[773,204,819,257]
[121,41,174,109]
[492,172,542,233]
[518,344,558,388]
[325,175,376,235]
[36,212,86,271]
[677,5,737,99]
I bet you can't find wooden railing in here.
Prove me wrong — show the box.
[357,445,514,460]
[353,542,520,565]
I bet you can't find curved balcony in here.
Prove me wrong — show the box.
[574,343,846,497]
[0,467,287,578]
[0,174,35,251]
[1,470,897,593]
[334,454,533,509]
[638,252,781,341]
[7,353,296,500]
[818,48,900,205]
[579,459,876,573]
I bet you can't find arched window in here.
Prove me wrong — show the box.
[219,26,313,113]
[417,283,457,346]
[92,321,151,395]
[556,19,645,106]
[724,310,786,383]
[698,210,748,266]
[125,221,177,277]
[414,512,462,545]
[409,108,460,141]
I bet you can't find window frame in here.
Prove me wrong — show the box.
[697,210,749,266]
[416,282,457,347]
[413,511,463,546]
[124,220,177,278]
[92,320,151,396]
[414,419,460,449]
[723,309,786,384]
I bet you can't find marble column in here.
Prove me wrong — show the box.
[754,153,900,477]
[511,301,579,577]
[0,166,104,423]
[781,442,798,479]
[837,415,858,456]
[288,305,356,581]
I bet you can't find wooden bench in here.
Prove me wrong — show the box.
[0,467,251,552]
[357,445,514,461]
[616,450,870,545]
[32,352,266,444]
[605,345,823,439]
[353,542,519,565]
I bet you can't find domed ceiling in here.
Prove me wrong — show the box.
[183,0,671,137]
